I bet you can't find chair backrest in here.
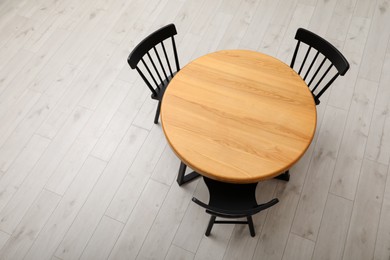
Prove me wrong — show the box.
[192,177,279,217]
[127,24,180,98]
[204,177,258,212]
[290,28,349,105]
[191,177,278,237]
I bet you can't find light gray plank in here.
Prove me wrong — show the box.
[54,126,149,260]
[325,0,357,43]
[105,125,167,223]
[24,156,107,260]
[173,0,207,44]
[165,245,195,260]
[291,106,348,241]
[22,12,69,53]
[108,179,170,260]
[150,145,181,186]
[312,194,353,260]
[354,0,379,18]
[258,0,299,56]
[69,0,130,69]
[29,0,121,92]
[58,11,112,70]
[275,3,315,63]
[252,143,316,260]
[191,10,233,56]
[0,106,93,234]
[342,159,388,260]
[80,216,124,260]
[282,233,315,260]
[0,189,61,260]
[374,41,390,108]
[0,0,16,27]
[76,44,127,111]
[0,89,41,147]
[328,16,371,110]
[358,0,390,82]
[137,180,198,259]
[374,165,390,260]
[330,78,377,200]
[106,0,174,86]
[0,61,80,173]
[178,0,223,51]
[171,179,209,254]
[36,40,118,139]
[365,43,390,165]
[149,0,186,30]
[0,49,34,97]
[27,44,82,94]
[365,106,390,165]
[17,0,55,19]
[90,80,148,161]
[0,14,28,49]
[0,16,37,72]
[0,135,50,213]
[45,79,129,195]
[216,0,261,50]
[0,60,83,173]
[131,95,163,131]
[239,0,281,51]
[194,224,234,260]
[298,0,317,6]
[55,0,101,31]
[103,0,154,45]
[0,231,9,252]
[0,90,55,174]
[0,29,70,120]
[307,0,339,36]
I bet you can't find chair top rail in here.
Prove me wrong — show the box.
[295,28,349,75]
[128,23,177,69]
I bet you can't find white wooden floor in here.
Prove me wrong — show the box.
[0,0,389,259]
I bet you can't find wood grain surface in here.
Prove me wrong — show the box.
[161,50,317,183]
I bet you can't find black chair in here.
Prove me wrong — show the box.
[127,24,180,124]
[290,28,350,105]
[275,29,350,182]
[192,177,279,237]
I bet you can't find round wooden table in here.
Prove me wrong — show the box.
[161,50,317,184]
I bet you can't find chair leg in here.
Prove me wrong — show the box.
[154,100,162,124]
[205,216,216,236]
[247,216,255,237]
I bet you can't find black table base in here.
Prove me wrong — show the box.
[177,162,201,186]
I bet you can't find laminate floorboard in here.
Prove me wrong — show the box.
[0,0,389,259]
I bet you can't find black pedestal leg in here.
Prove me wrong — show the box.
[275,170,290,181]
[176,162,201,186]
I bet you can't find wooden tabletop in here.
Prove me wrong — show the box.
[161,50,317,183]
